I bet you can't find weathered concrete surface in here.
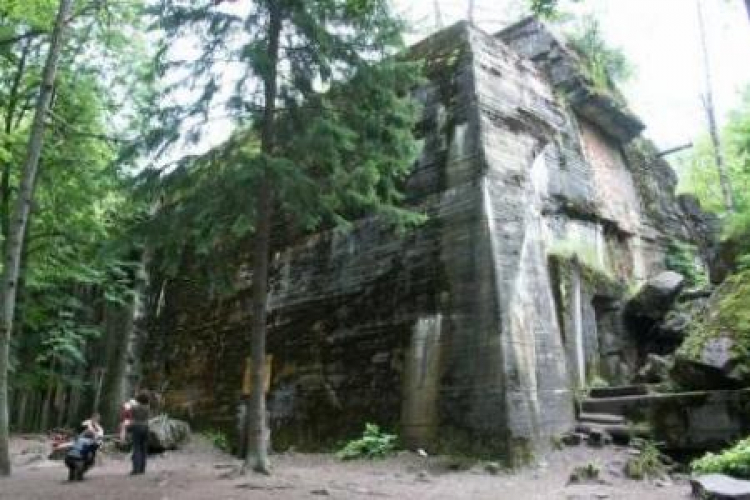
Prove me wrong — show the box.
[141,20,708,463]
[691,474,750,499]
[678,194,722,283]
[582,389,750,450]
[497,17,644,143]
[626,271,685,321]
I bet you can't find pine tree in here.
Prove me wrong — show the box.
[146,0,422,474]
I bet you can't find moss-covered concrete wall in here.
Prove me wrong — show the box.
[141,20,704,463]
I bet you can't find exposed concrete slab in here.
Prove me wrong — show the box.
[691,474,750,500]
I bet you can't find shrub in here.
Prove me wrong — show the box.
[692,436,750,478]
[336,423,397,460]
[568,462,601,484]
[202,429,230,452]
[624,440,667,480]
[665,240,707,286]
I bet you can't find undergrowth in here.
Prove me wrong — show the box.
[665,240,707,287]
[677,269,750,363]
[568,462,601,484]
[337,423,397,460]
[202,429,230,452]
[624,439,667,480]
[692,436,750,479]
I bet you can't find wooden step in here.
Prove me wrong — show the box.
[588,385,649,399]
[578,412,626,425]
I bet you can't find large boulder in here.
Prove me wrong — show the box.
[148,415,191,452]
[659,289,711,338]
[627,271,685,322]
[672,271,750,390]
[636,353,673,383]
[671,341,746,390]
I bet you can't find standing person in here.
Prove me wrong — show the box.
[119,398,137,443]
[128,393,150,475]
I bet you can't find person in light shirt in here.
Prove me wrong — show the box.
[81,412,104,443]
[119,397,137,442]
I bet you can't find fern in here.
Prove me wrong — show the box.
[337,424,398,460]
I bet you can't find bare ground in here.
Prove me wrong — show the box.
[1,435,694,500]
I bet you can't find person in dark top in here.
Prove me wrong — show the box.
[128,392,150,475]
[64,430,99,481]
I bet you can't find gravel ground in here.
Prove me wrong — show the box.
[0,435,694,499]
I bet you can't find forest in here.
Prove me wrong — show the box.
[1,1,750,499]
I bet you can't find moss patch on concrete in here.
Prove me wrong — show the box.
[677,270,750,381]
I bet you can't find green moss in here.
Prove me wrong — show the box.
[547,238,623,295]
[677,270,750,363]
[665,240,707,287]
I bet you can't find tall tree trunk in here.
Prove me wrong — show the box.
[0,0,73,476]
[243,2,282,476]
[99,298,136,429]
[68,374,83,428]
[54,379,67,429]
[98,253,147,429]
[39,360,56,433]
[14,391,27,433]
[697,0,734,212]
[1,38,31,249]
[31,390,41,432]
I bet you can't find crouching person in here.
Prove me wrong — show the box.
[64,430,99,481]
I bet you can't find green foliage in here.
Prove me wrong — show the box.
[677,270,750,366]
[336,423,397,460]
[565,15,632,100]
[529,0,581,19]
[0,0,59,31]
[624,440,667,480]
[678,86,750,215]
[665,240,708,286]
[141,0,424,280]
[202,429,230,452]
[529,0,559,18]
[548,236,618,289]
[677,84,750,377]
[0,0,151,397]
[569,462,600,483]
[692,436,750,478]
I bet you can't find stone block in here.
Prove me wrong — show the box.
[691,474,750,499]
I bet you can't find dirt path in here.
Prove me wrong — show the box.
[1,436,693,499]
